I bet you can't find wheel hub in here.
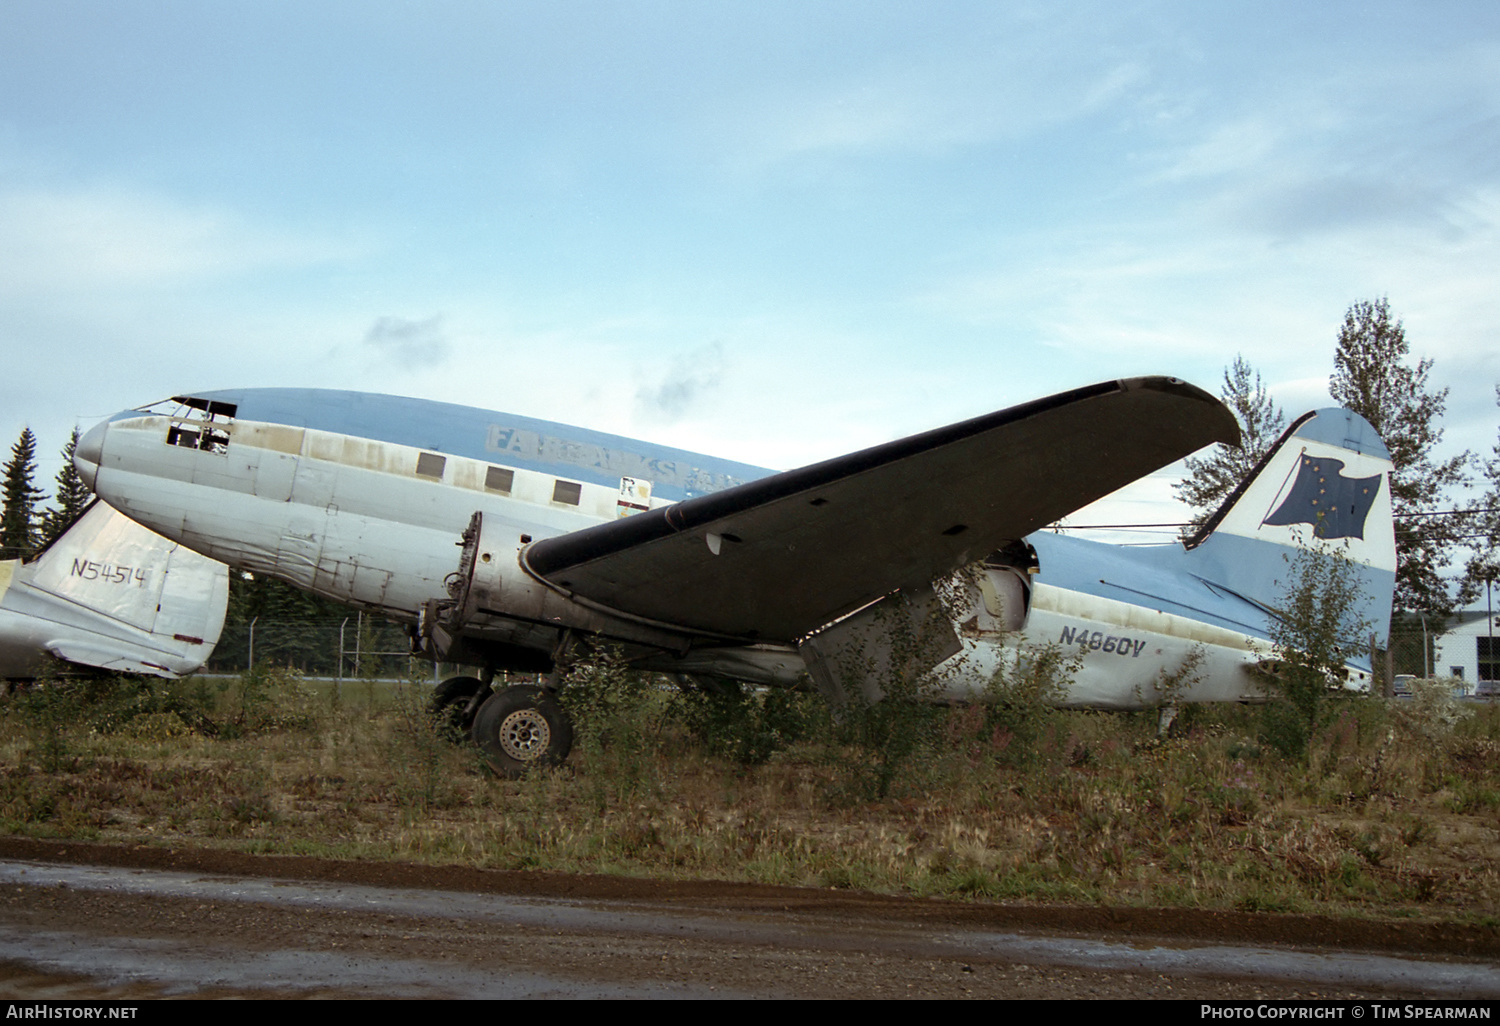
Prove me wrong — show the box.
[498,708,551,761]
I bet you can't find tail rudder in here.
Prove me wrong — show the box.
[1185,408,1396,644]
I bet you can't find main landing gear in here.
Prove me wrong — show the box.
[471,685,573,777]
[429,674,574,778]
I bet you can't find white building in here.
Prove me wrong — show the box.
[1433,611,1500,683]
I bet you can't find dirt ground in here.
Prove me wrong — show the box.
[0,836,1496,1000]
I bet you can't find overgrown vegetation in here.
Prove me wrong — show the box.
[1260,541,1374,761]
[2,659,1497,924]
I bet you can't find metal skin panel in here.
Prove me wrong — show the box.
[943,583,1280,710]
[524,377,1239,641]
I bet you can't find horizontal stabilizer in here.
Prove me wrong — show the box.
[0,501,229,679]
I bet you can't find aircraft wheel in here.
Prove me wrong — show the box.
[471,685,573,777]
[430,675,487,741]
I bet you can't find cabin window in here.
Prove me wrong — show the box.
[416,452,446,479]
[552,480,582,506]
[485,466,514,493]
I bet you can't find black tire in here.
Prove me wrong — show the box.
[430,676,487,741]
[471,685,573,777]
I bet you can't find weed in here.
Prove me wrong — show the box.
[966,642,1078,770]
[674,683,819,765]
[558,649,669,807]
[1259,541,1374,762]
[385,672,468,815]
[2,668,1496,923]
[1394,678,1474,743]
[215,665,317,737]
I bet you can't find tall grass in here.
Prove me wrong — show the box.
[1,667,1497,923]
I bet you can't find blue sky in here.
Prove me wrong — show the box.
[2,1,1497,541]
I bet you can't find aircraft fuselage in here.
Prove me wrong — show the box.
[75,389,1392,709]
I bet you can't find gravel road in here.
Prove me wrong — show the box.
[0,838,1495,1000]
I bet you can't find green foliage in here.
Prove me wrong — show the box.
[1139,645,1207,713]
[967,642,1078,768]
[1,427,45,560]
[818,590,968,802]
[1464,386,1500,596]
[674,683,819,765]
[213,664,317,737]
[557,649,669,805]
[1260,541,1374,761]
[14,665,75,772]
[40,428,92,546]
[1175,355,1287,536]
[387,672,470,814]
[8,665,316,756]
[1330,297,1469,616]
[3,675,1500,919]
[823,686,946,802]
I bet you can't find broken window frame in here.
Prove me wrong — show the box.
[156,396,237,456]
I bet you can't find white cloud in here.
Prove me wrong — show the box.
[0,185,355,296]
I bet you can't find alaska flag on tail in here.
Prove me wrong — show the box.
[1261,454,1382,540]
[1181,407,1397,650]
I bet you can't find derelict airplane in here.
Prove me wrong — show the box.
[0,500,229,682]
[72,377,1395,772]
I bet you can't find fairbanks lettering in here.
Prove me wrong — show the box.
[1058,625,1147,658]
[485,425,742,495]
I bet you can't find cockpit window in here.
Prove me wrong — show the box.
[152,395,235,455]
[173,396,238,419]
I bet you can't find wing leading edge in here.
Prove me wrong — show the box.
[523,376,1239,642]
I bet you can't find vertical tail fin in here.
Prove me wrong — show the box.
[1184,408,1397,645]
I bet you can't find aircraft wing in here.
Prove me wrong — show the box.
[522,376,1239,642]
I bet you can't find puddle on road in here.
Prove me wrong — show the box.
[0,924,705,999]
[2,859,1496,998]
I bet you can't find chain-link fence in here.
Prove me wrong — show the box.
[203,615,1489,694]
[208,614,449,680]
[1377,623,1496,694]
[1387,627,1432,679]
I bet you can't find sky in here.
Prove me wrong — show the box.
[2,0,1497,548]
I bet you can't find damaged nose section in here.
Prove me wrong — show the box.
[74,419,107,491]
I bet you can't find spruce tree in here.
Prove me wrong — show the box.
[1464,387,1500,597]
[1174,355,1286,536]
[1,428,46,560]
[41,428,93,546]
[1329,297,1469,615]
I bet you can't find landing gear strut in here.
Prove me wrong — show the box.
[429,675,490,739]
